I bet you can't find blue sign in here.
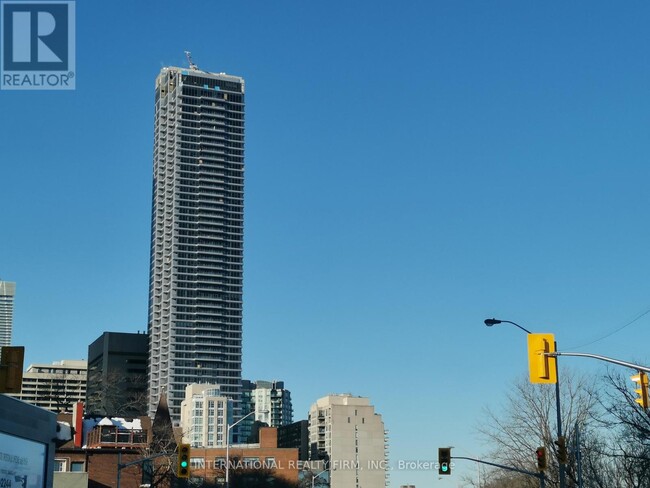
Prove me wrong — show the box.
[1,1,75,90]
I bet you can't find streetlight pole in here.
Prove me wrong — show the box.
[225,409,269,488]
[552,341,567,488]
[484,318,567,488]
[484,318,532,334]
[311,468,328,488]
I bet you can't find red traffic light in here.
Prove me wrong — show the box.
[535,446,547,471]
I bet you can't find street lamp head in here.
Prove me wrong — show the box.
[484,318,502,327]
[484,318,532,334]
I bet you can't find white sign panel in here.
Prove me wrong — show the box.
[0,432,46,488]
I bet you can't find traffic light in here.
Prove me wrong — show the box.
[630,371,649,409]
[555,436,568,464]
[535,447,547,471]
[527,334,557,384]
[438,447,451,475]
[178,443,190,478]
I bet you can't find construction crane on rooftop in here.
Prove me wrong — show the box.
[184,51,198,70]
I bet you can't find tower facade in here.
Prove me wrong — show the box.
[240,379,294,441]
[0,281,16,347]
[308,394,388,488]
[86,331,148,417]
[180,383,233,448]
[148,66,245,420]
[12,360,87,412]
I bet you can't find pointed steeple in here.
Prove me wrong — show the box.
[151,391,176,449]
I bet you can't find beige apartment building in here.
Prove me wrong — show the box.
[180,383,233,448]
[309,394,388,488]
[12,359,87,412]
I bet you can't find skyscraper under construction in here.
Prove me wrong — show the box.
[147,64,245,420]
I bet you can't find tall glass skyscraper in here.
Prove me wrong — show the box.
[0,281,16,347]
[147,66,245,421]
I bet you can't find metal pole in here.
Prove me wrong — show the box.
[225,426,230,488]
[116,451,169,488]
[312,469,327,488]
[453,454,546,488]
[482,320,560,488]
[555,343,567,488]
[548,351,650,373]
[117,451,121,488]
[225,410,265,488]
[575,423,583,488]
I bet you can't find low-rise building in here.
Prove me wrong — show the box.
[54,413,155,488]
[193,427,299,485]
[54,399,299,488]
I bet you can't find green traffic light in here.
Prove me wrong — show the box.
[441,464,448,472]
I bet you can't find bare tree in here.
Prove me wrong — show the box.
[476,371,601,488]
[473,367,650,488]
[131,392,180,488]
[41,372,78,412]
[86,370,148,417]
[478,471,538,488]
[137,418,178,488]
[177,460,301,488]
[228,467,301,488]
[592,369,650,488]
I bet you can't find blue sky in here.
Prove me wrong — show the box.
[2,1,650,485]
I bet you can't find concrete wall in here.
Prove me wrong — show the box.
[53,472,88,488]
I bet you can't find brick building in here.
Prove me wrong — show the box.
[54,405,161,488]
[54,403,299,488]
[196,427,300,485]
[54,398,175,488]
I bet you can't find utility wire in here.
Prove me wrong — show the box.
[566,306,650,350]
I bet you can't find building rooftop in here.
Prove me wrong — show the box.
[159,66,245,88]
[314,394,371,407]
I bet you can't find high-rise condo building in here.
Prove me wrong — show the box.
[309,394,389,488]
[148,65,245,421]
[0,280,16,347]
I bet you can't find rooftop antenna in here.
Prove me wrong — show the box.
[184,51,198,70]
